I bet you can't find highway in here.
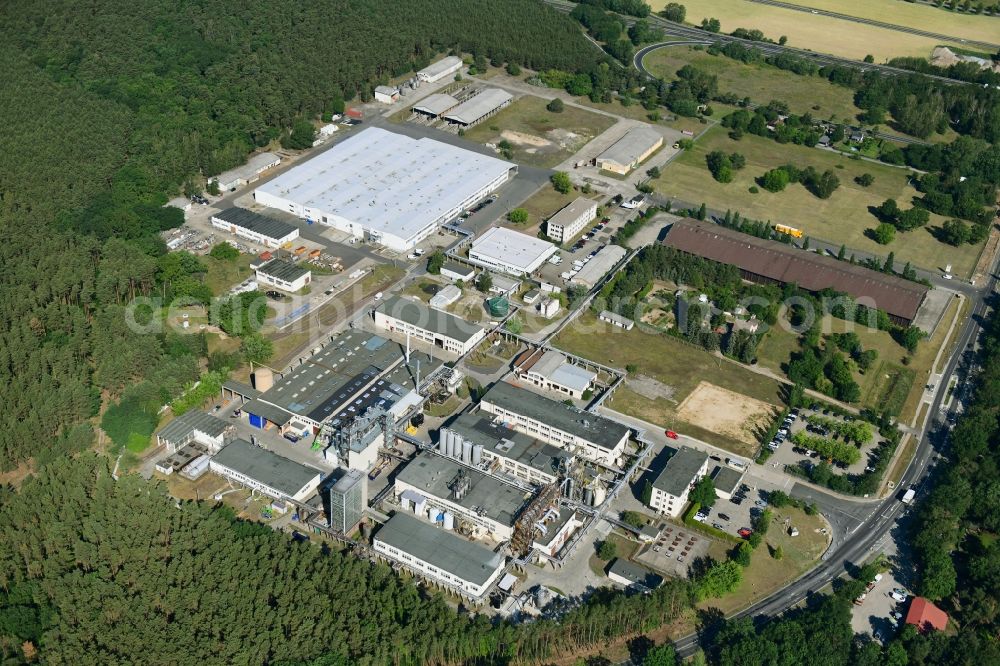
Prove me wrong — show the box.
[748,0,1000,52]
[542,0,976,85]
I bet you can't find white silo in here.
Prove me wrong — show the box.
[443,512,455,530]
[472,444,483,466]
[462,439,473,464]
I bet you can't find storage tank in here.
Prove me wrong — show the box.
[583,488,594,506]
[446,431,458,459]
[414,497,426,516]
[472,444,483,466]
[462,439,473,464]
[486,296,509,318]
[592,484,607,507]
[400,495,412,512]
[443,512,455,530]
[438,433,448,454]
[427,505,436,520]
[564,478,574,498]
[252,367,274,392]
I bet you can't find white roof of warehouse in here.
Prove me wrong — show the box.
[443,89,513,125]
[597,126,663,167]
[471,227,556,271]
[572,245,627,287]
[255,128,514,244]
[419,56,463,79]
[414,93,459,116]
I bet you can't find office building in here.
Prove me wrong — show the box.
[647,446,710,517]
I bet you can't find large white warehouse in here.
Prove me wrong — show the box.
[253,128,516,252]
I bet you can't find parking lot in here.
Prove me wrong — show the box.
[766,406,884,477]
[634,524,710,577]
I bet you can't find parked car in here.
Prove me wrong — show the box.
[283,432,300,443]
[738,528,753,538]
[718,513,731,521]
[890,590,907,603]
[664,429,679,439]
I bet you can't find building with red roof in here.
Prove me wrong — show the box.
[905,597,948,633]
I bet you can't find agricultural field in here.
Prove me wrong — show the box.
[647,0,974,60]
[462,94,616,168]
[652,125,985,276]
[553,312,784,457]
[789,0,1000,46]
[644,46,862,121]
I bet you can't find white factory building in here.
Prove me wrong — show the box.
[209,439,323,502]
[253,128,516,252]
[373,512,506,600]
[253,259,312,292]
[545,197,598,243]
[393,452,529,542]
[469,227,557,276]
[479,381,629,467]
[595,126,664,175]
[417,56,463,83]
[515,349,597,400]
[571,245,628,289]
[647,446,710,517]
[210,207,300,249]
[210,152,281,191]
[374,295,486,355]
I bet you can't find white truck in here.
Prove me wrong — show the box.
[901,487,916,504]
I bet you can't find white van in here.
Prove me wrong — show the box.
[726,457,747,471]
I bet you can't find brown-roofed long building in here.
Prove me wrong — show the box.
[662,219,928,326]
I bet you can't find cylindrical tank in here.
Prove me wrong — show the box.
[400,496,411,512]
[593,484,607,507]
[445,431,456,458]
[472,444,483,466]
[443,512,455,530]
[486,296,509,318]
[427,505,436,521]
[462,440,473,464]
[252,367,274,392]
[583,488,594,506]
[564,478,574,498]
[438,433,448,454]
[414,498,426,516]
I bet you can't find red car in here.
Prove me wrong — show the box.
[665,430,679,440]
[738,528,753,538]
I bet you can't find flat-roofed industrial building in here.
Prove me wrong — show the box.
[374,295,486,355]
[210,207,299,249]
[545,197,598,243]
[595,126,664,175]
[662,218,928,326]
[372,512,505,600]
[442,89,513,127]
[479,381,629,467]
[210,152,281,191]
[209,439,323,502]
[254,128,516,252]
[571,245,627,289]
[393,452,530,541]
[254,259,311,292]
[469,226,557,276]
[515,349,596,400]
[439,413,572,487]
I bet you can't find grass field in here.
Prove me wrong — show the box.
[554,312,785,456]
[644,46,861,121]
[788,0,1000,45]
[700,504,829,614]
[654,125,984,276]
[462,95,616,168]
[510,184,578,237]
[756,295,962,421]
[647,0,974,60]
[203,254,254,295]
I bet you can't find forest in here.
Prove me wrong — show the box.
[0,0,601,470]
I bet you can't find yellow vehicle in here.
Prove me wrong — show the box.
[774,224,804,239]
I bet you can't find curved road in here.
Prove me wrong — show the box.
[749,0,1000,52]
[543,0,975,85]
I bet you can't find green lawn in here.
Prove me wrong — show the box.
[644,46,861,122]
[203,254,254,295]
[553,312,784,456]
[462,94,616,168]
[654,125,984,277]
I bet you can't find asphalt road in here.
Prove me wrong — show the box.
[543,0,976,86]
[749,0,1000,52]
